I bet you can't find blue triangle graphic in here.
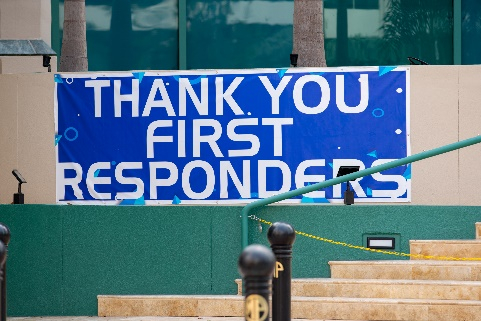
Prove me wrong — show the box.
[302,196,330,203]
[277,69,288,78]
[367,150,378,158]
[301,197,314,203]
[119,188,145,205]
[309,72,325,76]
[133,195,145,205]
[251,192,258,198]
[189,76,204,85]
[94,169,100,177]
[55,135,62,146]
[119,199,135,205]
[54,74,63,83]
[403,165,411,179]
[366,187,372,196]
[379,66,397,76]
[328,163,333,168]
[172,195,181,205]
[172,75,204,85]
[132,72,145,83]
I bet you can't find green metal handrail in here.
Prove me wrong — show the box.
[241,135,481,249]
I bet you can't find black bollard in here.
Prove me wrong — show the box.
[268,222,296,321]
[0,241,4,308]
[0,242,5,281]
[0,224,10,321]
[238,244,275,321]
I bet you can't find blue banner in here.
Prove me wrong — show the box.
[55,67,410,204]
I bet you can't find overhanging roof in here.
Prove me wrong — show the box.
[0,40,56,56]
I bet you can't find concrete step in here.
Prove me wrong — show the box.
[410,240,481,260]
[235,278,481,300]
[329,260,481,281]
[98,295,481,321]
[10,318,366,321]
[98,295,243,318]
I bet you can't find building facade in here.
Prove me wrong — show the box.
[0,0,479,73]
[50,0,481,72]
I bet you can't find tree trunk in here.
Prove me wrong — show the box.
[292,0,326,67]
[59,0,88,72]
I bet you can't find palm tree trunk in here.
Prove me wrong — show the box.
[59,0,88,72]
[292,0,327,67]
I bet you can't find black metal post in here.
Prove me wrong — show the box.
[0,241,5,311]
[268,222,296,321]
[12,170,26,204]
[0,242,5,280]
[290,54,298,67]
[238,244,275,321]
[344,182,354,205]
[13,182,24,204]
[0,224,11,321]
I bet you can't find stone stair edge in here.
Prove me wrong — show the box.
[328,260,481,265]
[410,239,481,243]
[234,277,481,285]
[97,294,481,305]
[10,318,366,321]
[293,296,481,305]
[97,295,241,299]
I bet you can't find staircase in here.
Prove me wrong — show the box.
[98,222,481,320]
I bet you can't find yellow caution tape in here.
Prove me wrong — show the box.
[248,215,481,261]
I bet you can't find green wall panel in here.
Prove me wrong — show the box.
[210,208,243,294]
[1,205,481,315]
[61,206,214,315]
[0,205,63,316]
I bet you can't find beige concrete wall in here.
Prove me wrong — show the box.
[409,66,460,205]
[458,66,481,205]
[0,73,56,204]
[0,0,51,44]
[0,56,57,74]
[1,65,481,204]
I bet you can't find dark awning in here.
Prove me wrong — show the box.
[0,40,56,56]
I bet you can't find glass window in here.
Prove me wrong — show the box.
[462,0,481,64]
[59,0,179,71]
[56,0,455,70]
[186,0,294,69]
[326,0,453,66]
[354,0,379,10]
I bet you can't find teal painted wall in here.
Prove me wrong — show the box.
[1,205,481,316]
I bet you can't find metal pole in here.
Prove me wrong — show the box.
[268,222,296,321]
[0,224,11,321]
[0,240,5,315]
[238,244,275,321]
[241,135,481,249]
[0,241,5,279]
